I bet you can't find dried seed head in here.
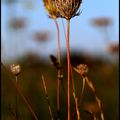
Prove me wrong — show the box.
[9,18,26,30]
[91,17,113,27]
[43,0,61,19]
[107,43,119,54]
[55,0,82,20]
[74,64,88,77]
[10,64,21,76]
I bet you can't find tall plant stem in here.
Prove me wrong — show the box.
[66,20,71,120]
[54,19,61,120]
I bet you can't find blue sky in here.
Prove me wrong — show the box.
[1,0,119,63]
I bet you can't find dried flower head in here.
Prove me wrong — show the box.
[55,0,82,20]
[33,31,51,42]
[74,64,88,77]
[50,54,62,70]
[91,17,113,27]
[10,64,21,76]
[9,18,26,30]
[107,43,119,54]
[43,0,61,19]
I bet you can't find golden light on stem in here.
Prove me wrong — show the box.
[66,20,71,120]
[43,0,62,119]
[71,67,80,120]
[54,19,61,120]
[43,1,82,119]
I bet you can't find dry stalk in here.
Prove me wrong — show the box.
[85,76,104,120]
[74,64,104,120]
[2,63,39,120]
[71,67,80,120]
[79,77,86,106]
[42,75,54,120]
[15,76,19,120]
[13,78,39,120]
[54,19,61,120]
[66,20,71,120]
[62,20,81,119]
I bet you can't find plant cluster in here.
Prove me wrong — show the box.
[2,0,105,120]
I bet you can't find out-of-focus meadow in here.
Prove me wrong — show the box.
[1,0,119,120]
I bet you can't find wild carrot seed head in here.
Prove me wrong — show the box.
[10,64,21,76]
[55,0,82,20]
[74,64,88,77]
[43,0,61,19]
[91,17,113,27]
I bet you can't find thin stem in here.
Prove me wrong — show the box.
[42,76,54,120]
[1,63,38,120]
[85,76,104,120]
[61,19,68,96]
[14,80,39,120]
[79,77,86,106]
[54,19,61,120]
[71,67,80,120]
[66,20,71,120]
[15,76,19,120]
[54,19,61,63]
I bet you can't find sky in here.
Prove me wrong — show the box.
[1,0,119,63]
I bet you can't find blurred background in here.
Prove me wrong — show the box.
[1,0,119,120]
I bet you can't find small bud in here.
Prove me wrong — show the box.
[10,64,21,76]
[74,64,88,77]
[50,55,62,70]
